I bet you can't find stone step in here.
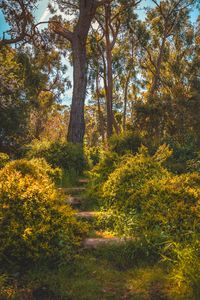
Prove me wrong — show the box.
[65,196,82,206]
[78,178,89,184]
[83,237,128,248]
[60,187,86,194]
[76,211,99,219]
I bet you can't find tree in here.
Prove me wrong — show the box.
[0,42,67,154]
[133,0,199,144]
[51,0,113,144]
[91,0,141,137]
[0,46,29,153]
[0,0,112,144]
[0,0,37,46]
[139,0,198,101]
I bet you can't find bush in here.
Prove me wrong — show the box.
[86,151,120,202]
[102,145,170,211]
[84,146,100,167]
[165,141,198,174]
[0,152,9,168]
[4,157,62,183]
[109,131,143,155]
[101,145,200,245]
[138,173,200,244]
[0,158,87,269]
[25,139,86,175]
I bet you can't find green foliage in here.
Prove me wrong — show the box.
[100,145,200,246]
[0,47,29,154]
[25,139,86,175]
[0,152,9,168]
[90,144,200,298]
[102,145,170,210]
[109,131,143,155]
[97,208,138,238]
[89,151,119,185]
[84,145,100,168]
[4,157,62,183]
[139,173,200,243]
[0,158,87,269]
[93,144,200,300]
[163,240,200,299]
[86,151,120,203]
[93,240,159,271]
[187,153,200,173]
[165,140,198,174]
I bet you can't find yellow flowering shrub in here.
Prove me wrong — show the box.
[101,145,200,243]
[139,173,200,241]
[0,159,87,268]
[4,157,62,183]
[102,145,170,210]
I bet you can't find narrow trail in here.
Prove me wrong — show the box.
[62,178,126,248]
[58,179,179,300]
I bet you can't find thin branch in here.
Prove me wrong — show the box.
[34,21,74,42]
[111,0,142,22]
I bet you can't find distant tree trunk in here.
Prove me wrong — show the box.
[123,72,131,131]
[148,32,167,100]
[105,3,114,138]
[96,75,105,143]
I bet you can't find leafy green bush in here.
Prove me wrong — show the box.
[139,173,200,241]
[165,141,198,174]
[101,145,200,245]
[84,146,100,167]
[25,139,86,175]
[4,157,62,183]
[86,151,120,202]
[102,145,170,211]
[109,131,143,155]
[0,158,87,269]
[0,152,9,168]
[93,144,200,298]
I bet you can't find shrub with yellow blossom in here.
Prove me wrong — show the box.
[0,158,87,269]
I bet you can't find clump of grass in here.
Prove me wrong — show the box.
[92,240,160,271]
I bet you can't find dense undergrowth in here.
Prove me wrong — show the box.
[0,134,200,299]
[86,137,200,299]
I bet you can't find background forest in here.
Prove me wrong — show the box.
[0,0,200,299]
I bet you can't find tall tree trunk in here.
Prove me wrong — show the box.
[105,3,114,138]
[96,75,105,143]
[123,72,131,131]
[148,34,167,100]
[53,0,104,144]
[67,36,87,143]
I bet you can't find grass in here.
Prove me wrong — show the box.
[0,245,194,300]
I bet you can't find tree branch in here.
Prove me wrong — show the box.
[34,21,74,42]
